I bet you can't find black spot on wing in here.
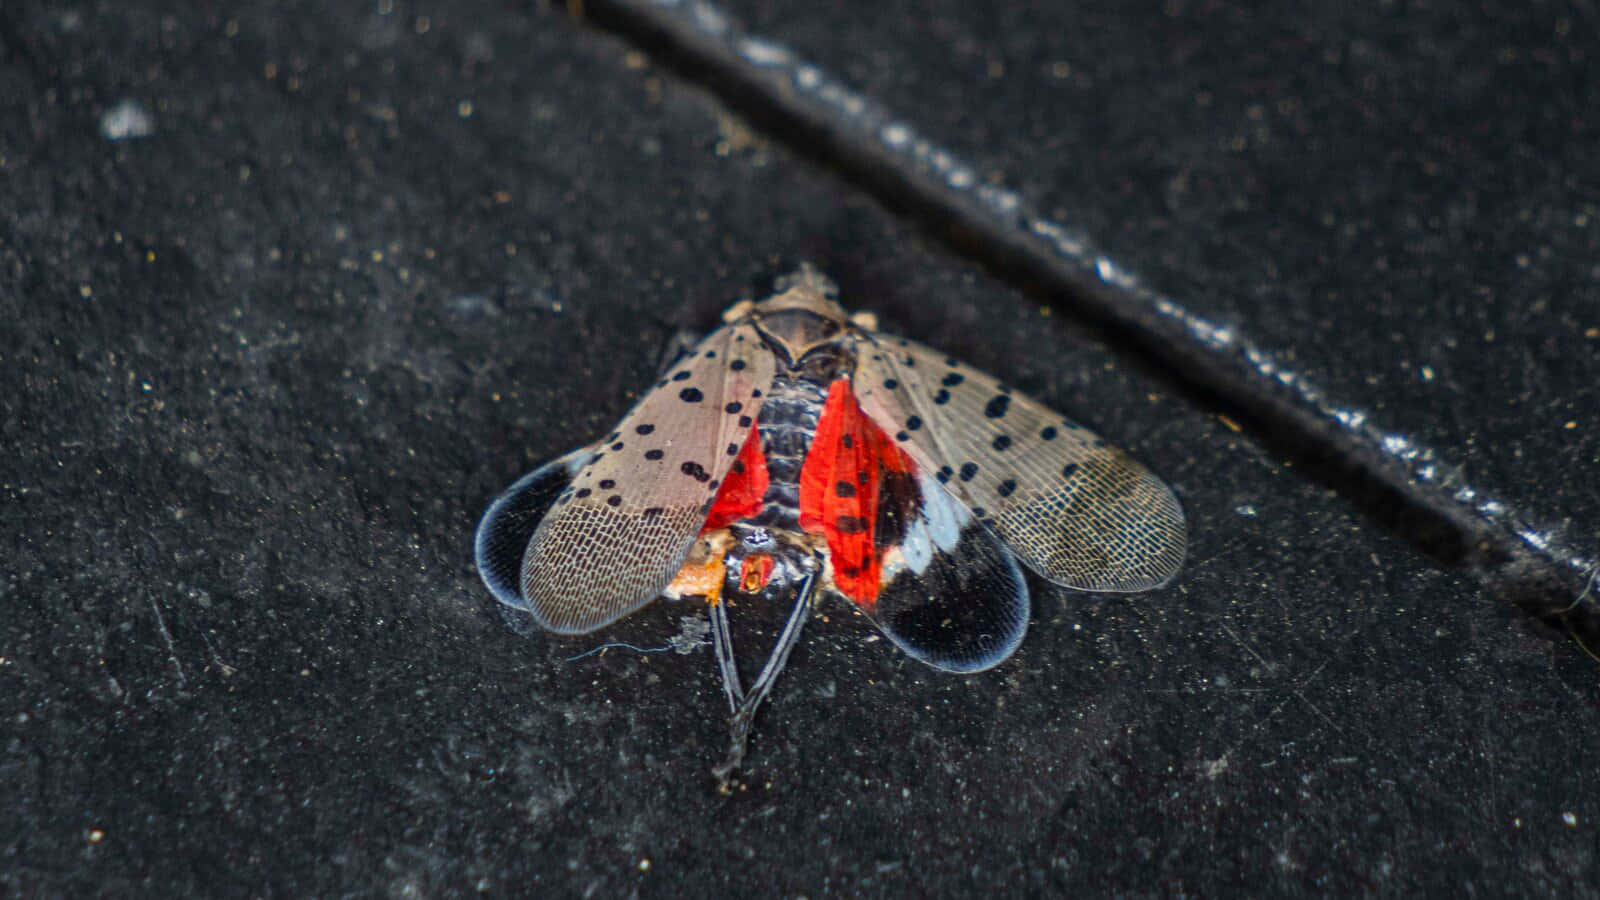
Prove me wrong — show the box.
[635,423,655,435]
[984,395,1010,419]
[644,449,664,461]
[679,387,704,403]
[959,462,978,482]
[874,469,921,548]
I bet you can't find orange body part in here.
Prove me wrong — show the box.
[667,554,727,606]
[739,554,774,592]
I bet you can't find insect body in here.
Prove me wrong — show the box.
[475,265,1186,782]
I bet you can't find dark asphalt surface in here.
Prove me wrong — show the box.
[4,1,1597,895]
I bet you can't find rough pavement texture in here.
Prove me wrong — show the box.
[4,1,1597,895]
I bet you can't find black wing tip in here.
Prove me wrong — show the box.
[874,527,1032,673]
[473,446,591,618]
[894,615,1030,673]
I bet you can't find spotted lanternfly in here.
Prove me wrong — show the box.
[475,265,1186,783]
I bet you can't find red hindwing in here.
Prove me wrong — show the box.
[798,379,915,609]
[700,428,770,533]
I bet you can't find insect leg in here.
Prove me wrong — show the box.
[708,594,746,713]
[712,572,818,784]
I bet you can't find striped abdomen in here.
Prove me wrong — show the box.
[749,372,827,530]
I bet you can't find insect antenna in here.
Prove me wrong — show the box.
[710,571,819,787]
